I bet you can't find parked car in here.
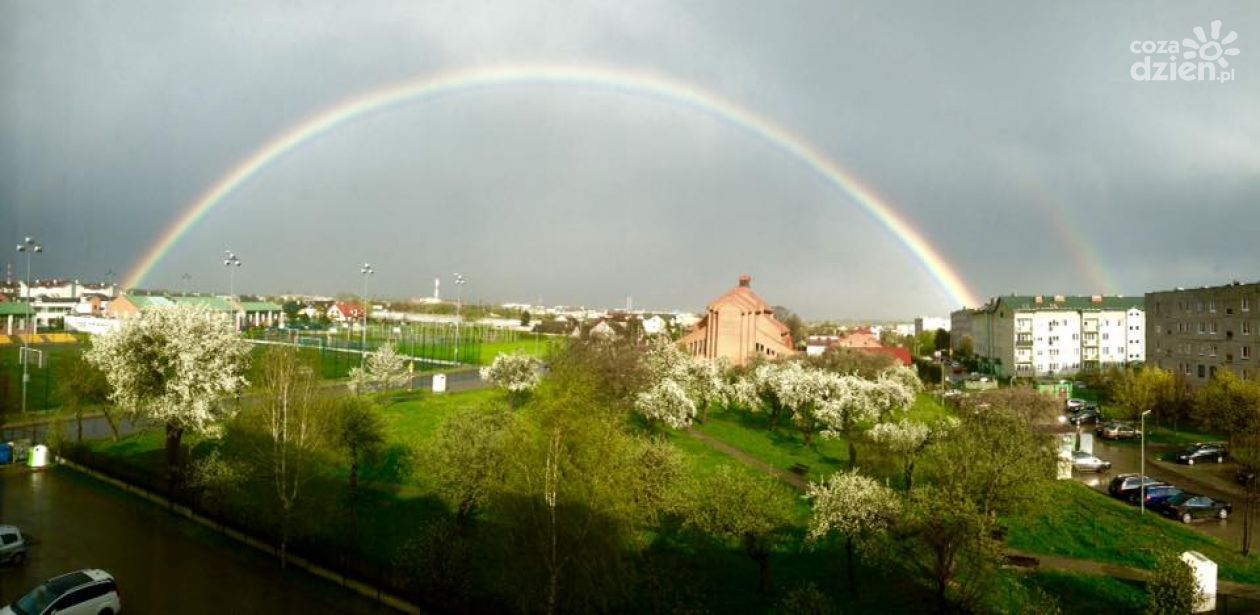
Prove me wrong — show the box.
[1071,450,1112,472]
[1097,421,1141,440]
[1127,484,1183,507]
[1161,493,1233,523]
[0,525,27,566]
[1175,443,1228,465]
[1065,398,1087,411]
[1068,405,1101,425]
[1238,468,1257,486]
[1108,473,1163,499]
[1,569,120,615]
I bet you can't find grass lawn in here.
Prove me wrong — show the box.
[1019,571,1147,613]
[1005,480,1260,584]
[477,335,563,365]
[691,394,952,484]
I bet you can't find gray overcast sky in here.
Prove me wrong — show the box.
[2,1,1258,319]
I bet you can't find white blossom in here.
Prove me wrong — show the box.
[85,304,251,434]
[806,470,902,543]
[348,342,411,393]
[480,350,543,392]
[635,378,697,429]
[816,375,881,439]
[868,417,959,455]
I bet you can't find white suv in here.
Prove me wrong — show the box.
[1,569,121,615]
[0,525,26,565]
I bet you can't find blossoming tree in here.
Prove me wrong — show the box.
[85,304,251,483]
[480,350,543,407]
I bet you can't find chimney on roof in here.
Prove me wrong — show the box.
[738,275,751,288]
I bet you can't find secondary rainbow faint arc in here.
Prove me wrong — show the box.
[123,64,981,307]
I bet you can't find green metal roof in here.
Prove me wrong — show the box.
[124,295,174,310]
[169,296,236,312]
[984,295,1145,313]
[237,301,283,312]
[0,302,34,316]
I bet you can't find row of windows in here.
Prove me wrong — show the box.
[1160,297,1254,315]
[1162,321,1255,335]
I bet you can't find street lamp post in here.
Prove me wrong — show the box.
[1141,409,1153,514]
[360,263,374,367]
[16,237,43,413]
[453,273,466,363]
[181,273,192,294]
[223,251,242,296]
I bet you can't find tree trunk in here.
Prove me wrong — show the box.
[848,439,858,470]
[101,407,121,441]
[349,458,359,492]
[846,537,858,596]
[164,423,185,489]
[76,409,83,443]
[755,552,772,593]
[905,460,916,492]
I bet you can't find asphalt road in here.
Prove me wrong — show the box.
[0,466,396,613]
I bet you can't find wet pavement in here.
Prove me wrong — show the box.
[0,466,396,613]
[1070,430,1249,546]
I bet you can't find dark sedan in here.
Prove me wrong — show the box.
[1127,484,1183,508]
[1161,493,1232,523]
[1175,443,1228,465]
[1068,405,1101,426]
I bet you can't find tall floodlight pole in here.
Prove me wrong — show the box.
[181,273,192,294]
[223,251,242,296]
[453,273,466,363]
[1141,409,1152,514]
[16,237,43,413]
[360,263,374,367]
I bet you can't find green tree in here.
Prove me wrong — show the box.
[56,351,112,442]
[684,465,794,592]
[520,310,532,327]
[250,345,332,566]
[427,404,514,528]
[1193,370,1260,439]
[772,305,806,349]
[804,347,897,379]
[1113,365,1177,421]
[938,388,1057,518]
[336,396,385,495]
[1146,552,1198,615]
[873,486,1000,613]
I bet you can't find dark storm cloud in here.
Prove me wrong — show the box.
[2,1,1257,318]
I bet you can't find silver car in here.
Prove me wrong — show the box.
[1072,450,1113,473]
[0,525,26,565]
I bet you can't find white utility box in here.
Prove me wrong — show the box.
[432,373,447,393]
[1181,550,1217,613]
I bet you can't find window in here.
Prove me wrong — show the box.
[1210,300,1217,313]
[1199,364,1207,378]
[0,533,15,546]
[1245,322,1253,335]
[1212,322,1220,334]
[1245,346,1253,360]
[1245,298,1252,312]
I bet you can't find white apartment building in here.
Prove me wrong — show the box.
[959,295,1145,378]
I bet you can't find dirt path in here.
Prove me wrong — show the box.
[685,427,807,489]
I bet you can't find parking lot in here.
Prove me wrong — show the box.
[1070,427,1247,545]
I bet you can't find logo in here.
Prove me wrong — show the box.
[1130,20,1239,83]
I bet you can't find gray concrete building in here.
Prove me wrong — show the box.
[1146,281,1260,386]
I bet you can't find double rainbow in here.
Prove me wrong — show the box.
[124,64,980,308]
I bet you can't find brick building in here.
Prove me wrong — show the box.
[680,275,795,366]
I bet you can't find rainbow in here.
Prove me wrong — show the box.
[124,64,981,307]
